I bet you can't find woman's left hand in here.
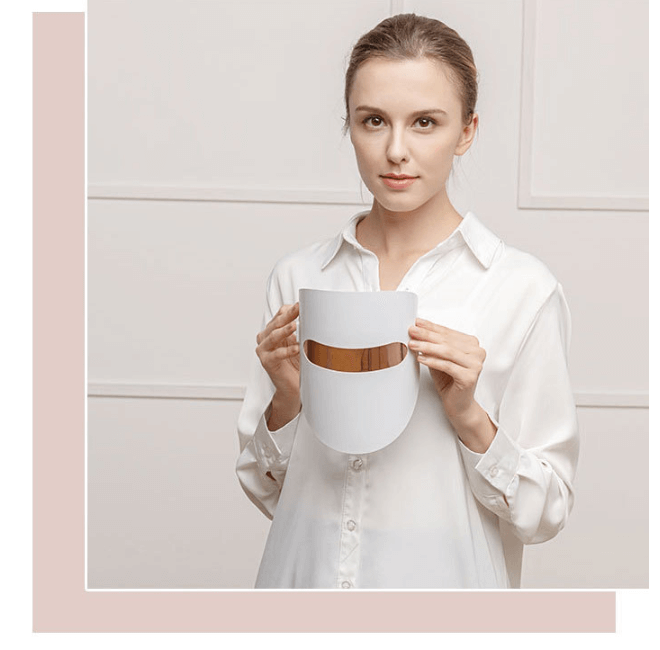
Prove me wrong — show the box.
[408,318,487,422]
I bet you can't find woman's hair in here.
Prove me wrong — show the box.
[342,13,478,135]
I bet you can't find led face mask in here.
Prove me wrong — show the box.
[298,289,420,454]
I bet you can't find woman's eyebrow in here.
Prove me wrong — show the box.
[354,105,448,117]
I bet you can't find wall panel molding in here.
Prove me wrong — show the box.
[88,382,649,409]
[88,383,244,401]
[87,184,372,206]
[517,0,648,212]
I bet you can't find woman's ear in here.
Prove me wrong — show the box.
[455,113,479,156]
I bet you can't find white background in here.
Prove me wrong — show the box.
[86,0,648,590]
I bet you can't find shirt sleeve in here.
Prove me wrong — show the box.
[235,267,301,520]
[457,282,580,544]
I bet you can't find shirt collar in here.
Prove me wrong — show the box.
[321,209,501,271]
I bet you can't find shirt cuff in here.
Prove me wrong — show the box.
[252,402,301,473]
[457,420,523,495]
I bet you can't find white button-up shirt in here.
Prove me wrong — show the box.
[236,209,579,589]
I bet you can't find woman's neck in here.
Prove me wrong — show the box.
[356,191,463,260]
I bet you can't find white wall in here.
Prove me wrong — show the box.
[87,0,648,589]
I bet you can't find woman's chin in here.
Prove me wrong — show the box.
[372,194,426,214]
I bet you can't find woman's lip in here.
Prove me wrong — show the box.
[382,176,417,189]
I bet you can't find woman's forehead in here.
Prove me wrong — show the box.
[350,57,461,109]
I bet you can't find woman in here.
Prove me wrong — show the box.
[235,13,579,589]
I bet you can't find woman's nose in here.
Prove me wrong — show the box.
[386,127,409,163]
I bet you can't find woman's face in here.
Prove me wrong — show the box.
[348,57,478,214]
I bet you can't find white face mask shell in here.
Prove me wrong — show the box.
[299,289,420,454]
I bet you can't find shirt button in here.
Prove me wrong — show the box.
[341,580,352,589]
[346,520,356,531]
[489,466,499,478]
[352,458,363,470]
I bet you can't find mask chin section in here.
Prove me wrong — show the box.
[303,340,408,372]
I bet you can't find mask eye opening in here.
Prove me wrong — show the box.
[303,340,408,372]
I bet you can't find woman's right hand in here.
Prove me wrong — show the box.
[255,302,301,400]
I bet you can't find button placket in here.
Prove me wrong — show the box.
[337,456,366,589]
[396,254,434,293]
[400,246,463,294]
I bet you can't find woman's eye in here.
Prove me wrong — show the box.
[416,117,436,128]
[364,116,383,127]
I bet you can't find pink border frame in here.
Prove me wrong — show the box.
[32,11,616,632]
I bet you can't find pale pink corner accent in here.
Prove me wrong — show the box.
[32,11,616,633]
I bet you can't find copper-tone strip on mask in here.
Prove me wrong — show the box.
[303,340,408,372]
